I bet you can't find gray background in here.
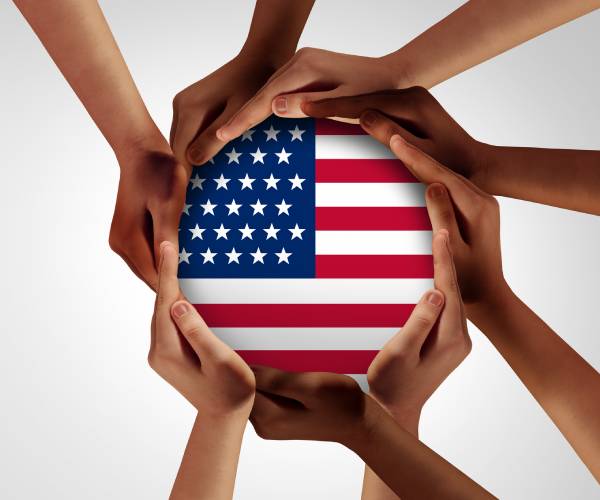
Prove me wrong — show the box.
[1,1,599,498]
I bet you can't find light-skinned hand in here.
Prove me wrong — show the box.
[149,241,255,417]
[215,48,399,142]
[368,229,471,433]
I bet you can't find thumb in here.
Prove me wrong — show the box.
[171,301,229,360]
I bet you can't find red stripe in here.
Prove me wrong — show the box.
[195,304,414,327]
[316,207,431,230]
[316,159,416,183]
[315,119,366,135]
[316,255,433,278]
[237,350,377,373]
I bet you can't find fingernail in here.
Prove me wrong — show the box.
[274,97,287,114]
[426,291,443,307]
[429,184,445,199]
[189,148,204,163]
[172,302,189,319]
[216,128,229,142]
[390,134,405,148]
[361,111,378,127]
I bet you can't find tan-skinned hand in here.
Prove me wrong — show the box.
[149,241,255,417]
[215,48,399,142]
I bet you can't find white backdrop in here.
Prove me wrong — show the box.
[1,1,599,498]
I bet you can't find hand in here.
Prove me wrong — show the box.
[389,134,506,306]
[304,87,487,182]
[171,51,287,166]
[149,241,255,417]
[251,367,370,445]
[216,48,400,142]
[367,229,471,433]
[109,144,190,290]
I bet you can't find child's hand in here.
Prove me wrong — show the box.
[109,147,189,291]
[149,241,255,417]
[367,229,471,432]
[170,53,284,167]
[215,48,400,142]
[304,87,486,183]
[250,366,369,445]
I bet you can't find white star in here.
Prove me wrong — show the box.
[239,173,255,190]
[264,223,280,240]
[241,129,255,141]
[275,247,292,264]
[289,125,305,141]
[263,125,280,141]
[239,223,255,240]
[289,223,305,240]
[275,147,292,164]
[263,173,280,190]
[200,199,217,215]
[200,247,217,264]
[190,174,206,190]
[250,199,267,215]
[250,247,267,264]
[179,248,192,264]
[214,223,230,240]
[182,203,192,216]
[214,173,231,190]
[251,147,267,164]
[289,173,305,190]
[275,199,292,215]
[189,224,206,240]
[225,147,242,164]
[225,247,242,264]
[207,157,215,164]
[225,199,242,215]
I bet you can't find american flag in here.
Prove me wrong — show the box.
[178,115,433,381]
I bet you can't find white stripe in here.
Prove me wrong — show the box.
[212,327,398,350]
[316,135,396,159]
[179,278,432,304]
[316,230,432,255]
[316,183,426,207]
[349,374,369,393]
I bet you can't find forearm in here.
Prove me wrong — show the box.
[468,287,600,480]
[170,411,249,500]
[352,398,492,499]
[240,0,314,63]
[362,409,420,499]
[474,144,600,215]
[14,0,164,157]
[384,0,600,89]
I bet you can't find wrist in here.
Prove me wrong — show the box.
[240,38,294,69]
[378,52,416,89]
[468,141,500,191]
[344,395,387,454]
[387,407,421,437]
[114,131,171,167]
[466,281,515,328]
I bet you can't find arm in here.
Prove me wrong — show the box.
[305,89,600,215]
[150,242,255,499]
[388,0,600,89]
[171,0,314,166]
[14,0,189,289]
[171,413,248,500]
[216,0,600,140]
[383,133,600,481]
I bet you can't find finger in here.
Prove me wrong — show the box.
[432,229,467,339]
[151,200,184,270]
[304,90,418,120]
[169,101,180,148]
[272,89,341,118]
[250,391,298,440]
[172,116,203,167]
[111,223,158,290]
[383,289,444,355]
[170,300,232,361]
[216,67,312,142]
[359,110,423,150]
[425,183,462,245]
[186,109,233,165]
[153,241,181,346]
[389,135,482,218]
